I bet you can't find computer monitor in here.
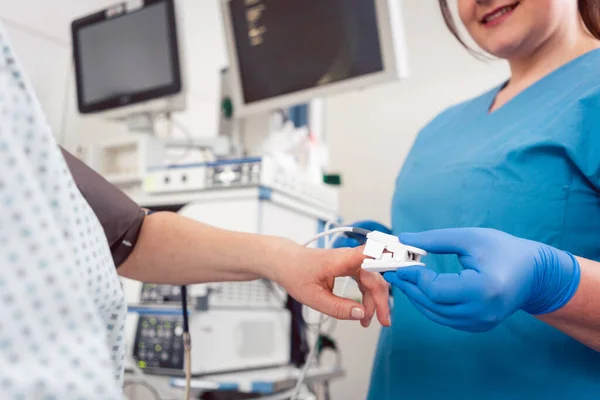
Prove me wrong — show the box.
[71,0,186,120]
[220,0,409,116]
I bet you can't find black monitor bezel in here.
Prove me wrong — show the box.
[71,0,182,114]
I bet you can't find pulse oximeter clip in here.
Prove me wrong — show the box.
[361,231,427,273]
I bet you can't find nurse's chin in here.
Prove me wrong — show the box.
[477,30,535,61]
[478,36,531,60]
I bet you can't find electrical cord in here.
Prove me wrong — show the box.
[262,279,288,305]
[302,227,370,247]
[301,276,354,334]
[301,221,349,333]
[291,226,371,400]
[123,379,162,400]
[155,114,196,165]
[177,226,370,400]
[322,220,337,248]
[315,335,339,400]
[126,350,166,399]
[168,116,197,163]
[324,276,352,336]
[181,285,192,400]
[321,222,366,335]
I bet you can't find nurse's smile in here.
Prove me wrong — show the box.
[480,1,520,28]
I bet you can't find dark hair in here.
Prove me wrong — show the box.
[439,0,600,52]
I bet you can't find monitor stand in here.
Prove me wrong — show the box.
[122,112,231,158]
[124,112,160,135]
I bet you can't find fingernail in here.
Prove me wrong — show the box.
[351,308,365,320]
[387,316,392,327]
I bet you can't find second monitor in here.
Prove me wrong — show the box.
[71,0,185,120]
[221,0,409,116]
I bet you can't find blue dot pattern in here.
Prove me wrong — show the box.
[0,24,126,399]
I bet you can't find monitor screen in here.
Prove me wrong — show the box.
[72,0,181,113]
[227,0,384,104]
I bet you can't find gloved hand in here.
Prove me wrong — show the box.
[384,228,581,332]
[331,220,392,248]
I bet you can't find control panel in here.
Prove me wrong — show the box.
[205,159,261,188]
[143,157,338,213]
[209,280,286,308]
[138,281,286,308]
[140,283,183,303]
[133,315,185,372]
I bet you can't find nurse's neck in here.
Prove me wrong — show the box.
[490,25,600,113]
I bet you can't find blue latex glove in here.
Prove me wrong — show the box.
[331,220,391,248]
[384,228,581,332]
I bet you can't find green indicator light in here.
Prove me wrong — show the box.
[150,318,157,326]
[138,360,147,369]
[155,344,162,352]
[142,321,149,328]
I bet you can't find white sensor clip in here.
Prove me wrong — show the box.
[361,231,427,273]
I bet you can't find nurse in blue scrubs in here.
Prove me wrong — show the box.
[335,0,600,398]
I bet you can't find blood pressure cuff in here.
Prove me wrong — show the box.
[60,146,145,267]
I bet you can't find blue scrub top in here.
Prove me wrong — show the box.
[368,49,600,400]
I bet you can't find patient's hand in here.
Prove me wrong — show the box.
[269,245,391,327]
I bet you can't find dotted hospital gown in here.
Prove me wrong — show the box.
[0,25,127,399]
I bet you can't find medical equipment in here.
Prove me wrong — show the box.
[142,156,338,214]
[71,0,186,120]
[220,0,409,116]
[125,277,292,377]
[168,365,343,395]
[122,198,420,400]
[121,183,339,398]
[361,230,427,272]
[84,136,165,188]
[70,0,233,171]
[165,226,405,400]
[83,135,231,193]
[128,309,291,376]
[288,227,426,400]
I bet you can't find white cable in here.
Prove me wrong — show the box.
[326,231,344,251]
[290,311,326,400]
[323,219,337,233]
[301,223,347,334]
[291,227,364,400]
[125,354,165,400]
[324,276,353,336]
[322,220,338,249]
[171,227,363,400]
[302,227,353,247]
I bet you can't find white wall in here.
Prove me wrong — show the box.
[0,0,111,143]
[0,0,228,153]
[1,1,510,399]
